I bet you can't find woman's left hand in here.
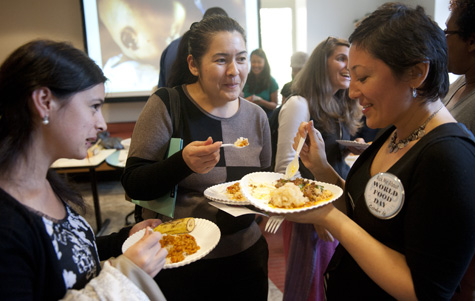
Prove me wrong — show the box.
[286,202,334,226]
[314,225,335,242]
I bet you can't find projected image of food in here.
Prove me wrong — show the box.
[97,0,186,93]
[81,0,253,100]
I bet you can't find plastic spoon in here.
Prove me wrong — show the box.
[220,144,248,149]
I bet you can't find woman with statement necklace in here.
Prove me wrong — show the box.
[284,3,475,300]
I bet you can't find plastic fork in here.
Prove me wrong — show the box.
[285,137,305,179]
[221,144,248,149]
[264,215,285,234]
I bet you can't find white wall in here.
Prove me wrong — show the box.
[305,0,385,52]
[302,0,450,54]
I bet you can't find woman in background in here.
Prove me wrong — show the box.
[0,40,167,300]
[275,37,361,301]
[443,0,475,135]
[122,15,271,300]
[288,3,475,299]
[443,1,475,299]
[242,48,279,117]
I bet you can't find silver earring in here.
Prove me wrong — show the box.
[412,88,417,98]
[42,115,49,125]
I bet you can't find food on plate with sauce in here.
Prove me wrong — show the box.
[153,217,200,264]
[160,233,200,264]
[225,182,246,201]
[249,178,334,209]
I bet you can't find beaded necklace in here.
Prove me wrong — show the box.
[388,106,443,153]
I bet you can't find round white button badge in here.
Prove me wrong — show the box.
[364,172,405,219]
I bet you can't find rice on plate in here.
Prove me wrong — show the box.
[241,172,343,214]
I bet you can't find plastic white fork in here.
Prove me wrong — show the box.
[285,137,305,179]
[264,216,285,234]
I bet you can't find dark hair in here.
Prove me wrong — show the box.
[246,48,272,94]
[449,0,475,41]
[0,39,107,209]
[167,15,246,86]
[167,30,193,87]
[203,7,228,19]
[292,37,361,135]
[349,2,449,102]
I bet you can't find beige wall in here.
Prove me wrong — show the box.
[0,0,145,123]
[0,0,85,59]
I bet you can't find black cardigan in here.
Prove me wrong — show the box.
[0,188,130,300]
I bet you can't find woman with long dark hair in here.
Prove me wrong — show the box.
[242,48,279,117]
[122,15,271,300]
[0,40,167,300]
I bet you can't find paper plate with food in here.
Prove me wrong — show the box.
[204,181,251,205]
[240,172,343,214]
[122,217,221,269]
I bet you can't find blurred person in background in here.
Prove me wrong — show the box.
[243,48,279,117]
[443,1,475,300]
[275,37,362,301]
[280,51,309,103]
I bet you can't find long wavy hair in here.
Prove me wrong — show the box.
[291,37,361,135]
[0,40,107,210]
[245,48,272,94]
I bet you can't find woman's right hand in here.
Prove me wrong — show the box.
[182,136,221,174]
[123,227,168,278]
[296,121,330,175]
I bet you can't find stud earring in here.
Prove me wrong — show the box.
[42,115,49,125]
[412,88,417,98]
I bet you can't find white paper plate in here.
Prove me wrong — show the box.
[240,172,343,214]
[204,181,251,205]
[122,218,221,269]
[336,140,370,150]
[120,138,131,149]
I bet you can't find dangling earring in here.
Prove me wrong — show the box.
[412,88,418,98]
[42,115,49,125]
